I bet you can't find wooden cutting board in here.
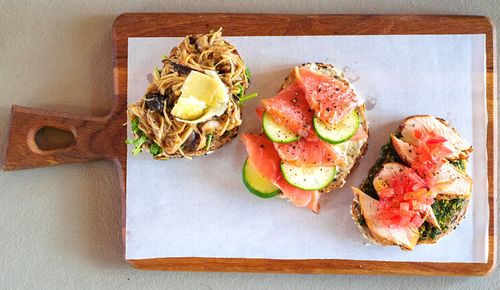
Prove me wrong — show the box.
[2,13,497,276]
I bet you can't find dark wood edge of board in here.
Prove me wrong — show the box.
[115,13,495,276]
[127,256,496,276]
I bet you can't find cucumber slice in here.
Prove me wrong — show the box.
[242,158,280,198]
[280,161,336,190]
[262,111,300,144]
[313,109,360,144]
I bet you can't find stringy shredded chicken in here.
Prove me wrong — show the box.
[127,29,249,159]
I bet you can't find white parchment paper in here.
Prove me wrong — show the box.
[126,35,488,262]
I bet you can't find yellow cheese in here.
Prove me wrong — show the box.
[170,95,207,120]
[171,70,229,123]
[180,71,219,104]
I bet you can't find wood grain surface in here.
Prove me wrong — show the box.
[2,14,497,276]
[2,105,126,170]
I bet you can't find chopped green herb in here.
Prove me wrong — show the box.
[205,134,213,150]
[161,54,167,60]
[245,67,252,80]
[127,117,157,156]
[131,135,148,155]
[132,146,142,155]
[238,93,258,106]
[149,142,162,156]
[153,66,162,79]
[235,84,244,98]
[130,118,141,134]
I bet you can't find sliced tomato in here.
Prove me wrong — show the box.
[375,165,430,228]
[410,129,453,185]
[389,167,426,196]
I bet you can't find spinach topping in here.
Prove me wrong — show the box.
[419,222,441,240]
[419,199,465,240]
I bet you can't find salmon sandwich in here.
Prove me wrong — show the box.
[241,63,369,212]
[351,115,473,250]
[127,29,255,159]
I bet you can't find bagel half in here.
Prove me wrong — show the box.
[351,115,472,250]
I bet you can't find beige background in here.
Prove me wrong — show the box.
[0,1,498,289]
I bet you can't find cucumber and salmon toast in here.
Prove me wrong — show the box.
[351,115,473,250]
[241,63,369,213]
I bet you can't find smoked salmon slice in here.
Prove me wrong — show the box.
[241,133,281,183]
[274,138,341,166]
[241,133,318,210]
[296,67,358,124]
[261,81,313,137]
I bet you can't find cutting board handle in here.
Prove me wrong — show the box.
[2,105,125,171]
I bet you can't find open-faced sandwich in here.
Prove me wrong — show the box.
[351,115,473,250]
[127,29,254,159]
[241,63,369,212]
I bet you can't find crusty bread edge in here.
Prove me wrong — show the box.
[155,127,239,159]
[351,196,470,248]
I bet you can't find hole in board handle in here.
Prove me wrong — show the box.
[34,127,75,151]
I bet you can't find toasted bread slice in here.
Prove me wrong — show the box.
[127,29,248,160]
[277,63,369,195]
[351,115,471,249]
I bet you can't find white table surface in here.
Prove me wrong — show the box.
[0,1,498,289]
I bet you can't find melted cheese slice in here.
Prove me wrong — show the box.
[171,70,229,123]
